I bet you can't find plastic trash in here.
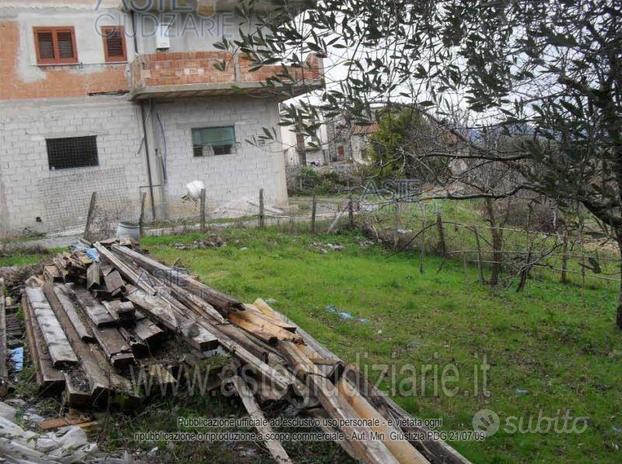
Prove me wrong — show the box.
[10,346,24,372]
[325,305,368,323]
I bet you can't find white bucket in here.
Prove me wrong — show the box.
[186,180,206,200]
[116,222,140,241]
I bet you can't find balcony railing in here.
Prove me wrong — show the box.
[129,51,323,100]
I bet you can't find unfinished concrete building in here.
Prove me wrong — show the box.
[0,0,322,237]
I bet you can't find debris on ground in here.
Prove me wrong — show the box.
[325,305,369,323]
[0,400,127,463]
[4,238,470,464]
[172,235,226,250]
[311,242,345,253]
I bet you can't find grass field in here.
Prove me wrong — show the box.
[135,227,622,463]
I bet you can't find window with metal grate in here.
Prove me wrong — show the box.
[46,136,99,170]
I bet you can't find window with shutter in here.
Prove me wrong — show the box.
[57,32,75,59]
[34,27,77,64]
[102,26,127,63]
[37,32,55,60]
[192,127,237,157]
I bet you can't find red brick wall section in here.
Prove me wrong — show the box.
[0,21,128,101]
[133,52,323,89]
[134,51,235,87]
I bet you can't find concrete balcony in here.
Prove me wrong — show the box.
[129,51,324,100]
[122,0,307,14]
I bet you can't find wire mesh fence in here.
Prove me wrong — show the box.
[80,183,620,294]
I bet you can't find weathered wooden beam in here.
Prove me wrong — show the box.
[111,245,244,313]
[336,377,430,464]
[248,300,298,332]
[103,270,125,296]
[64,373,92,408]
[279,341,400,464]
[95,243,156,295]
[228,311,303,346]
[103,301,136,323]
[24,287,78,367]
[343,366,472,464]
[51,285,94,342]
[133,317,164,344]
[21,294,64,391]
[231,375,293,464]
[86,263,102,289]
[71,285,116,328]
[125,285,218,351]
[0,278,7,382]
[42,283,116,399]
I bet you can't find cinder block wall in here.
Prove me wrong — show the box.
[151,96,288,217]
[0,96,147,236]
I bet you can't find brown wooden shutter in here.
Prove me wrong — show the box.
[37,31,55,60]
[102,26,127,62]
[57,31,75,59]
[33,27,77,64]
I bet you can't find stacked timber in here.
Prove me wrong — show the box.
[18,240,471,464]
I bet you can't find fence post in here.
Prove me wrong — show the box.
[311,193,317,234]
[561,231,569,283]
[436,212,447,257]
[393,200,401,249]
[200,188,207,233]
[259,188,265,229]
[472,226,485,284]
[419,216,426,274]
[138,192,147,237]
[348,193,354,229]
[84,192,97,241]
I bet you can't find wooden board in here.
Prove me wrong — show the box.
[103,301,135,323]
[0,278,9,385]
[0,278,7,381]
[279,341,400,464]
[133,317,164,344]
[228,311,303,346]
[125,285,217,351]
[112,245,243,312]
[232,375,293,464]
[24,287,78,367]
[42,283,117,399]
[90,325,135,368]
[21,294,65,390]
[52,285,95,342]
[43,265,62,283]
[71,285,116,327]
[86,263,102,289]
[104,270,125,295]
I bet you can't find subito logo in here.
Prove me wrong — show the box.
[472,409,500,437]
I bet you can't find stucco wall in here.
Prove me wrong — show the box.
[151,96,288,216]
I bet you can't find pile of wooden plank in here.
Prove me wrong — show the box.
[19,239,470,464]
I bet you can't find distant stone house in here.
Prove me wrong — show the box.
[0,0,323,237]
[349,122,378,164]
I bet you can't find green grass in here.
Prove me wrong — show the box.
[0,251,48,267]
[140,227,622,464]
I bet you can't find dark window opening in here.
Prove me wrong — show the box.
[102,26,127,62]
[46,136,99,170]
[192,126,236,157]
[34,27,78,65]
